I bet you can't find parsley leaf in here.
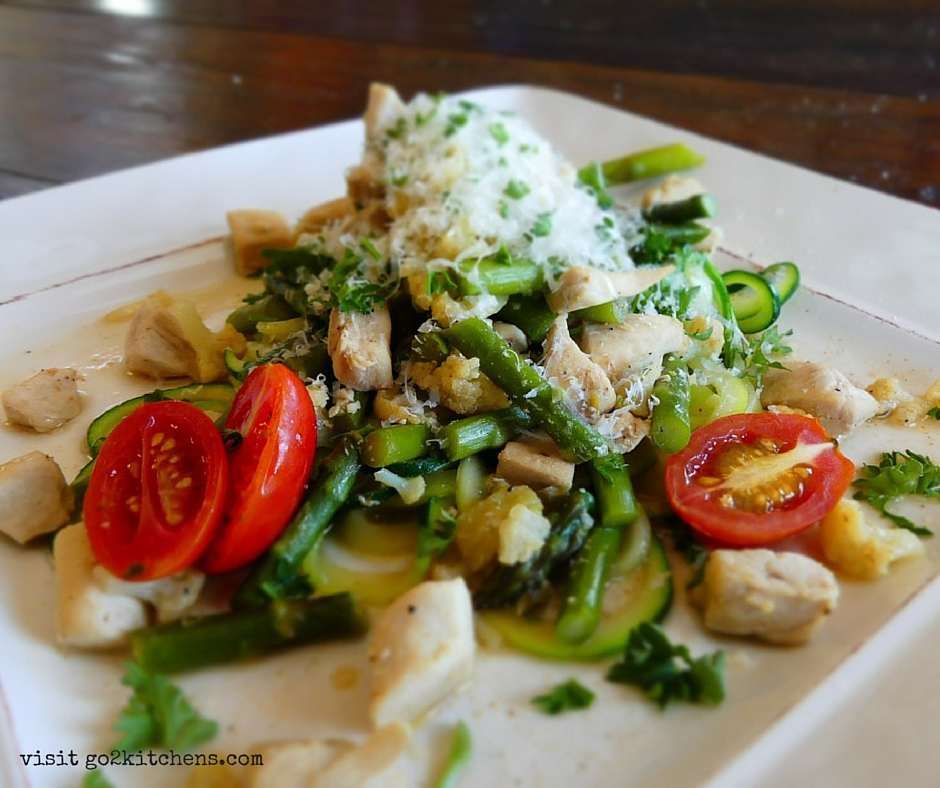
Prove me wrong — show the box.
[113,662,218,751]
[532,679,596,715]
[504,179,530,200]
[606,623,726,709]
[929,406,940,420]
[528,212,553,238]
[852,450,939,536]
[489,122,510,146]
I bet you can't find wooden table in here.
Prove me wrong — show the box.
[1,0,938,208]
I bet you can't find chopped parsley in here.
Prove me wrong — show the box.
[736,325,793,386]
[528,212,553,238]
[504,179,530,200]
[328,248,399,313]
[532,679,596,715]
[606,622,726,709]
[929,406,940,420]
[113,662,218,751]
[853,450,940,536]
[489,121,510,146]
[386,117,407,140]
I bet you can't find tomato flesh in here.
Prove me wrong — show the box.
[84,401,228,581]
[664,413,854,546]
[200,363,317,574]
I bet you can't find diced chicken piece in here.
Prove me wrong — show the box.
[364,83,406,142]
[492,321,527,352]
[0,451,73,543]
[124,296,245,382]
[54,523,147,648]
[369,578,475,727]
[241,724,410,788]
[348,84,407,206]
[579,314,689,383]
[760,361,879,438]
[247,739,345,788]
[314,723,411,788]
[542,318,616,419]
[545,265,673,314]
[641,174,706,208]
[3,368,82,433]
[819,499,924,581]
[295,196,355,237]
[496,502,551,565]
[496,435,575,493]
[695,549,839,646]
[93,566,205,623]
[328,307,394,391]
[227,210,295,276]
[593,406,651,454]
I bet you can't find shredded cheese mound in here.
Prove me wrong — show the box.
[373,94,634,282]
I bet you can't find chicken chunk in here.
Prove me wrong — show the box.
[3,368,82,432]
[93,566,205,623]
[54,523,148,649]
[328,307,394,391]
[579,314,689,383]
[819,499,924,581]
[761,361,879,438]
[242,723,411,788]
[0,451,73,543]
[694,549,839,646]
[124,296,244,382]
[542,318,615,419]
[545,265,673,314]
[496,435,575,494]
[226,210,295,276]
[369,578,475,727]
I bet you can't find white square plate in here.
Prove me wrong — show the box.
[1,86,939,788]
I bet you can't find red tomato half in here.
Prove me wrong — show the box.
[664,412,854,546]
[200,363,317,574]
[84,401,228,581]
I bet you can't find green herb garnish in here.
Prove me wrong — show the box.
[113,662,218,751]
[853,450,939,536]
[504,179,530,200]
[606,622,725,709]
[532,679,596,715]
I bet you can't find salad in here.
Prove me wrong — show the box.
[2,84,939,788]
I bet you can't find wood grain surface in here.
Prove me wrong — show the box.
[1,0,938,206]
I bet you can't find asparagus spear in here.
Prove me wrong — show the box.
[650,355,692,454]
[457,256,545,297]
[440,318,609,463]
[580,143,706,187]
[554,454,639,645]
[438,406,534,462]
[473,490,596,609]
[226,294,299,335]
[129,593,368,674]
[642,193,718,225]
[234,438,360,608]
[496,293,557,343]
[361,424,432,467]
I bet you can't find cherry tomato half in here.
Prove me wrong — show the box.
[84,401,228,581]
[200,363,317,574]
[664,412,855,546]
